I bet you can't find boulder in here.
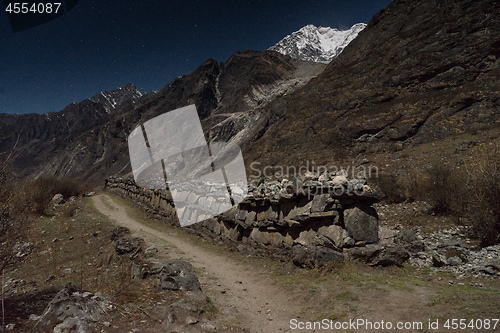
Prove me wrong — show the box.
[157,260,201,292]
[315,247,345,266]
[344,204,379,243]
[369,244,410,267]
[331,176,348,187]
[317,225,347,249]
[346,244,383,263]
[110,226,130,241]
[395,228,416,244]
[33,284,111,333]
[292,244,344,267]
[114,237,144,255]
[132,258,167,279]
[50,194,64,205]
[310,194,330,212]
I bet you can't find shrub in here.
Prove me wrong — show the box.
[424,163,460,215]
[461,147,500,246]
[26,176,84,215]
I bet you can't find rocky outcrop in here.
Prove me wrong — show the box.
[31,284,112,333]
[106,172,410,267]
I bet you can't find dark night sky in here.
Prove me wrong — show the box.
[0,0,393,115]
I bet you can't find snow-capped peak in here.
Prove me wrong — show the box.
[269,23,366,64]
[90,83,144,113]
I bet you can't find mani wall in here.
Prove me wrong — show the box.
[105,173,410,267]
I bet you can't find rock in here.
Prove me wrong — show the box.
[317,225,346,249]
[439,240,461,248]
[346,244,383,263]
[110,226,130,241]
[12,241,34,258]
[237,244,253,255]
[157,260,201,292]
[5,323,15,330]
[331,176,348,187]
[51,194,64,205]
[292,244,314,267]
[145,245,158,256]
[318,173,329,183]
[201,322,217,332]
[432,252,448,267]
[33,284,111,333]
[369,244,409,266]
[395,229,416,244]
[292,244,344,267]
[447,256,463,266]
[405,241,425,254]
[484,258,500,271]
[477,267,496,275]
[83,191,95,197]
[310,194,330,212]
[114,237,144,255]
[378,227,397,245]
[315,247,345,266]
[344,204,379,243]
[132,258,167,279]
[29,314,41,321]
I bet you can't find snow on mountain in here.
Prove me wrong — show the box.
[90,83,144,113]
[269,23,366,64]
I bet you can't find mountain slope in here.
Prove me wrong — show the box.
[269,23,366,63]
[0,83,144,178]
[246,0,500,168]
[1,51,325,183]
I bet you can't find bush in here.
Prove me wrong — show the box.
[375,147,500,246]
[26,176,84,215]
[424,163,461,215]
[461,147,500,246]
[371,167,428,204]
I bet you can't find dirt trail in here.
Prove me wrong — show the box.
[92,193,303,332]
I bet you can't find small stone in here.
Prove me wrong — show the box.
[201,322,217,332]
[103,322,111,327]
[186,316,199,325]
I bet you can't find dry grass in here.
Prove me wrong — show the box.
[374,145,500,245]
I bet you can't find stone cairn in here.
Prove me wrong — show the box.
[106,171,410,267]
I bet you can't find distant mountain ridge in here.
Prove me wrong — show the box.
[89,82,144,113]
[269,23,366,63]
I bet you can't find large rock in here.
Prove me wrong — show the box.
[110,226,130,241]
[370,244,410,267]
[317,225,347,249]
[33,284,111,333]
[131,258,166,279]
[344,204,379,243]
[292,244,344,267]
[157,260,201,292]
[114,237,144,255]
[347,244,409,266]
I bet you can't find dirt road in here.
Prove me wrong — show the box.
[92,193,303,332]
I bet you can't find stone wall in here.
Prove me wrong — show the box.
[105,174,409,267]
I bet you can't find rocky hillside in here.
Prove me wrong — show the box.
[246,0,500,168]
